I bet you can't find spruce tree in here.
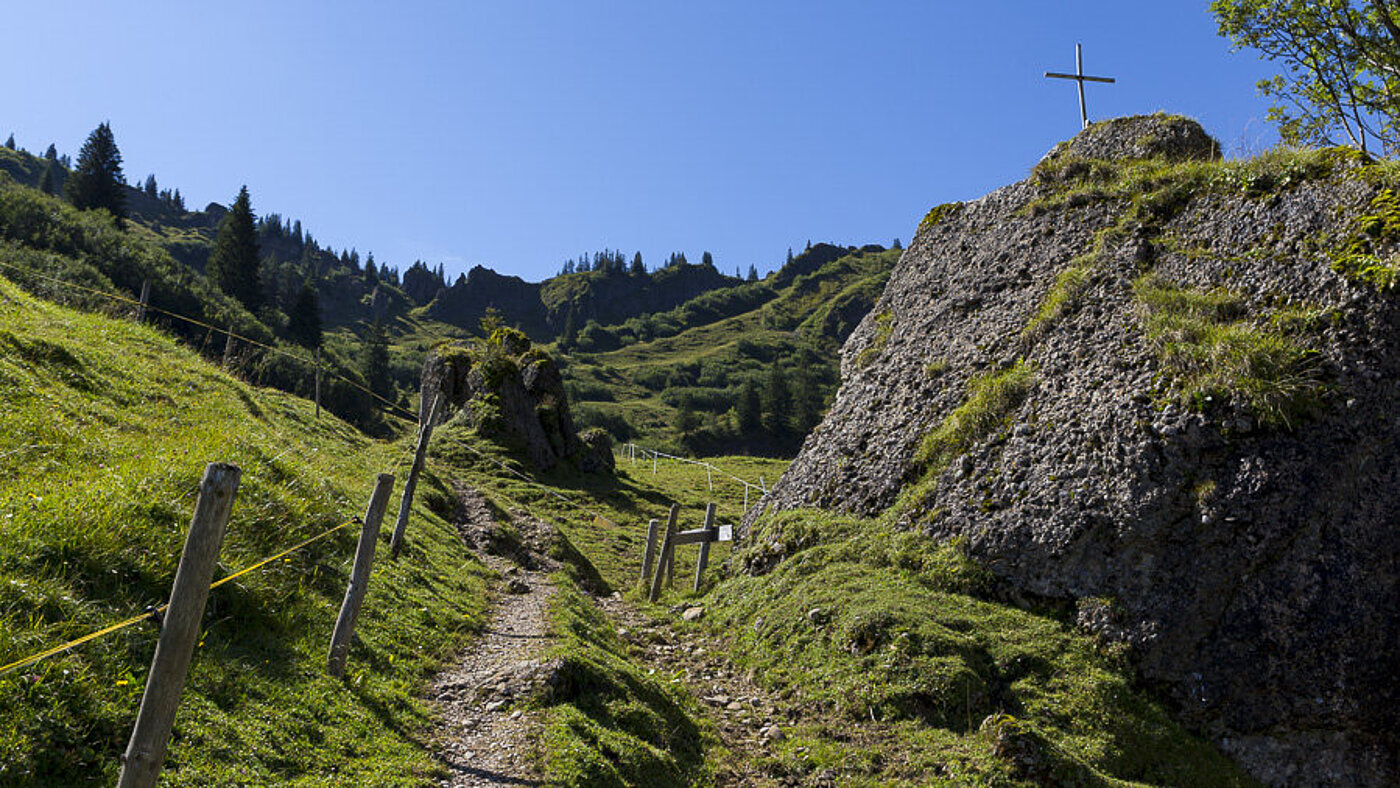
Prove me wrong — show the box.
[747,264,759,282]
[362,320,393,400]
[3,134,13,150]
[630,251,645,275]
[287,282,322,349]
[208,186,263,311]
[737,377,762,433]
[65,122,127,223]
[43,144,57,161]
[143,174,157,198]
[763,362,792,434]
[37,164,56,195]
[702,251,715,268]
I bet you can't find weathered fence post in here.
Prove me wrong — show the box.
[390,395,440,559]
[640,518,660,588]
[222,327,235,370]
[652,451,658,475]
[136,278,151,323]
[118,463,241,788]
[706,465,713,492]
[693,502,716,593]
[647,504,680,603]
[328,474,394,677]
[744,484,750,513]
[314,347,322,419]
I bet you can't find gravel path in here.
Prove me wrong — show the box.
[429,487,557,787]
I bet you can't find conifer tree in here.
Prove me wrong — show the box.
[747,264,759,282]
[208,186,263,311]
[37,164,57,195]
[673,394,700,436]
[43,144,57,161]
[287,281,323,349]
[3,134,13,150]
[65,122,127,223]
[362,320,393,400]
[763,362,792,434]
[702,251,715,268]
[892,237,902,250]
[737,377,762,433]
[143,174,157,198]
[631,251,645,275]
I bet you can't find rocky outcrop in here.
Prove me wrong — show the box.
[421,327,612,473]
[750,115,1399,785]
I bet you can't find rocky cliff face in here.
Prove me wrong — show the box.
[750,115,1399,786]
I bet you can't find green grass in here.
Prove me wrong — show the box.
[1022,258,1093,339]
[536,577,713,786]
[709,510,1256,787]
[1132,275,1322,427]
[915,361,1037,474]
[855,310,893,368]
[0,274,491,785]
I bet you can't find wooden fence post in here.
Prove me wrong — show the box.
[328,474,394,677]
[640,518,660,588]
[647,504,680,603]
[693,503,716,593]
[652,451,658,474]
[136,278,151,323]
[118,463,241,788]
[390,395,440,559]
[706,465,713,492]
[222,327,235,370]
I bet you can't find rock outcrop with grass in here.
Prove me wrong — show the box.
[751,114,1399,785]
[421,327,614,473]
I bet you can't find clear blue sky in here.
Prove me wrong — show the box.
[5,2,1277,282]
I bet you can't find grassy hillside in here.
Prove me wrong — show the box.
[561,244,899,456]
[0,274,491,785]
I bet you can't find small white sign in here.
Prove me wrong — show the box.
[717,525,733,542]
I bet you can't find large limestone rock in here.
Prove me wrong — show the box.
[750,115,1398,785]
[421,327,613,474]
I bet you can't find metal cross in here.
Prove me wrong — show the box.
[1045,43,1115,129]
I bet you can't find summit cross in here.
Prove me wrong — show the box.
[1045,43,1115,130]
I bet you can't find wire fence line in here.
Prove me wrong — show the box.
[618,443,772,517]
[0,260,419,423]
[0,517,358,679]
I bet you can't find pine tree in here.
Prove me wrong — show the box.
[786,248,794,266]
[208,186,263,311]
[892,237,903,250]
[763,362,792,434]
[287,282,323,349]
[143,174,157,198]
[364,253,379,286]
[37,164,57,195]
[3,134,13,150]
[65,122,126,223]
[737,377,762,432]
[673,394,700,435]
[362,320,393,400]
[747,264,759,282]
[702,250,715,268]
[43,144,57,161]
[631,252,645,275]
